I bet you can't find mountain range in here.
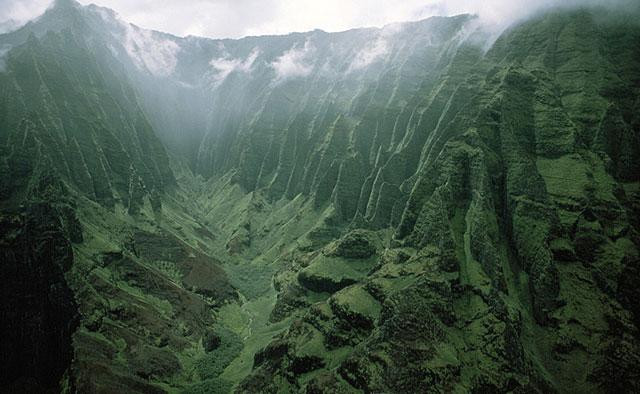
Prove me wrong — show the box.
[1,0,639,392]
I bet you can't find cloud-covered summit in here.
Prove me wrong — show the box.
[1,0,637,39]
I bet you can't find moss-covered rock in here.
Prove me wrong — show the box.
[326,229,378,259]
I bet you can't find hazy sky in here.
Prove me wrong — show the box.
[0,0,636,38]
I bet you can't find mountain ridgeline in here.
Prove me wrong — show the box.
[1,0,639,392]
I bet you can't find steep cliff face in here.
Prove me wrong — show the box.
[0,0,174,213]
[1,1,639,393]
[229,9,640,394]
[0,200,79,393]
[0,2,234,392]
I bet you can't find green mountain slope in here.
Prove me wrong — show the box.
[0,3,231,392]
[0,1,639,393]
[233,9,640,392]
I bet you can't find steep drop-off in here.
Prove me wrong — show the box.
[1,1,639,393]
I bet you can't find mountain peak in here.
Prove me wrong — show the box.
[35,0,86,33]
[43,0,82,19]
[52,0,80,8]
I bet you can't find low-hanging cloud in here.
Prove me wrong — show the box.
[122,23,180,77]
[0,0,638,39]
[209,48,260,85]
[347,23,405,73]
[271,41,315,80]
[0,0,51,33]
[0,44,12,72]
[348,37,389,72]
[427,0,639,32]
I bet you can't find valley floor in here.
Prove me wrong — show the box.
[54,155,640,393]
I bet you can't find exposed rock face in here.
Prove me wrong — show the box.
[132,230,236,301]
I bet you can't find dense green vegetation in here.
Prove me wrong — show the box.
[1,0,639,393]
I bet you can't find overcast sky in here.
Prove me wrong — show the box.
[0,0,637,38]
